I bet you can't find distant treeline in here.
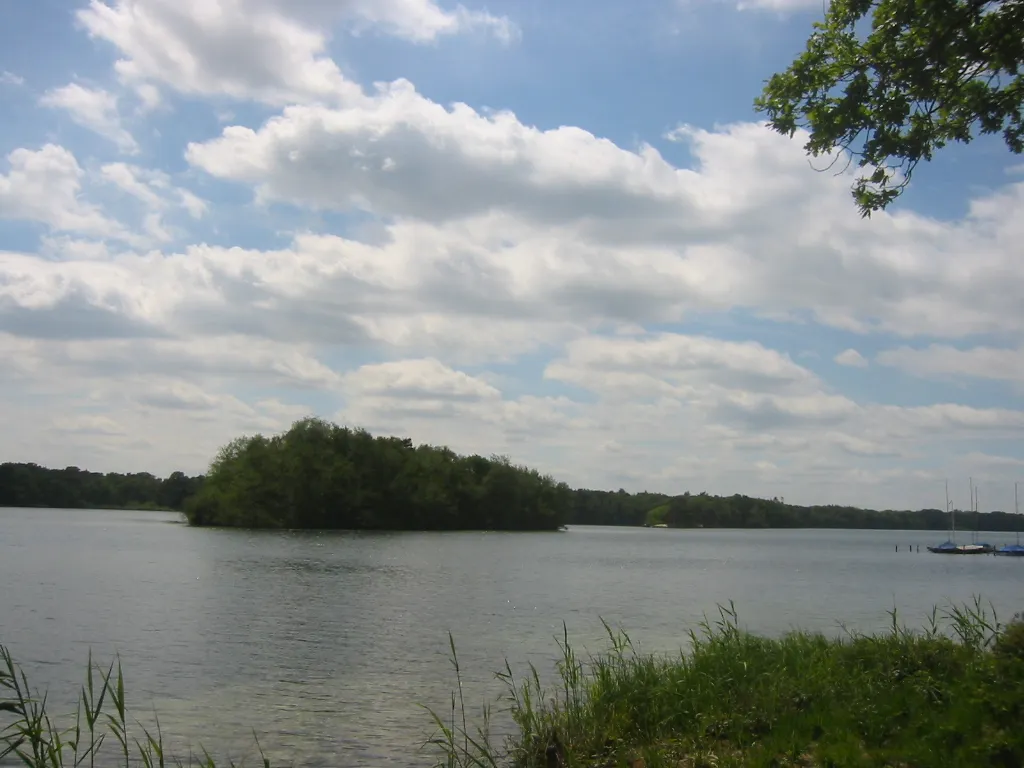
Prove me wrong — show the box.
[4,426,1023,533]
[572,489,1024,532]
[184,418,571,530]
[0,463,203,511]
[568,489,672,526]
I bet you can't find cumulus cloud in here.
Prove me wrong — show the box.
[878,344,1024,386]
[185,97,1024,339]
[546,333,819,401]
[329,349,1023,507]
[98,163,209,238]
[733,0,822,11]
[343,358,502,401]
[336,359,587,459]
[40,83,138,153]
[340,0,517,42]
[0,145,130,240]
[52,414,126,436]
[0,332,343,390]
[77,0,357,106]
[1,71,25,86]
[76,0,513,106]
[834,348,868,368]
[186,85,703,227]
[6,2,1024,506]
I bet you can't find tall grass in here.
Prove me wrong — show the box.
[5,600,1023,768]
[0,645,272,768]
[429,598,1024,768]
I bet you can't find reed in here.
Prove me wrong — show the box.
[4,599,1022,768]
[0,646,271,768]
[428,598,1024,767]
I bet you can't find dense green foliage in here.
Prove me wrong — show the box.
[6,432,1022,533]
[756,0,1024,215]
[572,488,1024,531]
[184,417,571,530]
[660,490,948,530]
[567,489,671,527]
[0,462,203,511]
[436,602,1024,767]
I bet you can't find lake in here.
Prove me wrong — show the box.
[1,508,1022,766]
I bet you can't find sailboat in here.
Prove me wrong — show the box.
[994,482,1024,557]
[969,480,996,554]
[928,481,960,553]
[927,480,991,554]
[955,478,993,554]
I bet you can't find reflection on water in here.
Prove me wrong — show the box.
[2,508,1023,766]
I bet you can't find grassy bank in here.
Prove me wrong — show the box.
[3,602,1023,767]
[432,601,1024,768]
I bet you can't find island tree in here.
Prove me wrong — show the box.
[184,417,571,531]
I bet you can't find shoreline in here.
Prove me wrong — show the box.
[3,601,1022,767]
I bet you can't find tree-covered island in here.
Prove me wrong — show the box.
[182,417,571,530]
[4,417,1024,532]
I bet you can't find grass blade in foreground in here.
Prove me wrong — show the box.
[428,600,1024,767]
[0,648,276,768]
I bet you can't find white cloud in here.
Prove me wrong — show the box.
[186,83,700,225]
[343,358,502,401]
[40,83,138,153]
[0,145,129,239]
[878,344,1024,386]
[186,101,1024,340]
[76,0,512,107]
[0,333,343,390]
[5,8,1024,508]
[52,414,126,436]
[178,189,208,219]
[101,162,165,208]
[337,359,586,456]
[0,71,25,86]
[77,0,355,106]
[735,0,821,11]
[133,379,253,412]
[39,237,114,261]
[327,348,1024,507]
[834,348,868,368]
[545,333,818,401]
[961,452,1024,472]
[340,0,517,42]
[3,373,311,474]
[98,163,209,236]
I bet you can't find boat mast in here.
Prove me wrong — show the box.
[975,483,980,543]
[946,480,954,540]
[969,477,975,543]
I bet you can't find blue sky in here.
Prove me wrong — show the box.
[1,0,1022,511]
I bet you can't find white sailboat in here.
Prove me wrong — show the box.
[995,482,1024,557]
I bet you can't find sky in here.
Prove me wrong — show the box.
[0,0,1022,512]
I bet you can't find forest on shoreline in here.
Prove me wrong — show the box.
[2,419,1022,531]
[0,462,203,512]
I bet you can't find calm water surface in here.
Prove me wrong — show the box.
[1,508,1022,766]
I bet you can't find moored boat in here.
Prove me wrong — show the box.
[994,483,1023,557]
[927,480,995,554]
[928,481,963,554]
